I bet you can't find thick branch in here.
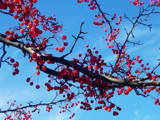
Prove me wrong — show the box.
[0,33,160,88]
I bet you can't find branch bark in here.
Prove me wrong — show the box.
[1,33,160,88]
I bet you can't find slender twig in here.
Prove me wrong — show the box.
[61,22,87,58]
[0,10,13,16]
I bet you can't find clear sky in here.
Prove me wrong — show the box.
[0,0,160,120]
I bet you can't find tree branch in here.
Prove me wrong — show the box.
[1,33,160,88]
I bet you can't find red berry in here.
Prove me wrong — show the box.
[5,31,10,35]
[10,59,15,63]
[13,0,18,3]
[32,53,37,58]
[20,29,25,33]
[29,59,32,62]
[131,61,135,65]
[6,36,13,41]
[85,44,89,48]
[10,31,14,36]
[62,35,67,40]
[36,71,40,75]
[13,62,19,68]
[78,54,82,57]
[73,69,79,76]
[19,17,23,21]
[14,62,19,67]
[59,46,65,52]
[88,65,92,69]
[55,47,59,50]
[117,107,121,111]
[95,51,98,54]
[64,42,68,46]
[35,65,40,69]
[42,66,47,72]
[14,34,18,38]
[146,72,151,78]
[14,14,18,19]
[36,85,40,89]
[26,78,30,82]
[33,0,37,3]
[30,82,34,86]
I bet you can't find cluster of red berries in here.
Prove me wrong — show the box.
[129,0,160,6]
[77,0,97,10]
[55,35,67,52]
[46,106,52,112]
[5,30,18,41]
[4,100,32,120]
[9,58,20,75]
[59,103,76,119]
[1,0,66,53]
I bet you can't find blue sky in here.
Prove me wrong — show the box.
[0,0,160,120]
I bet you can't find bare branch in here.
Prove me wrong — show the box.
[62,22,87,58]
